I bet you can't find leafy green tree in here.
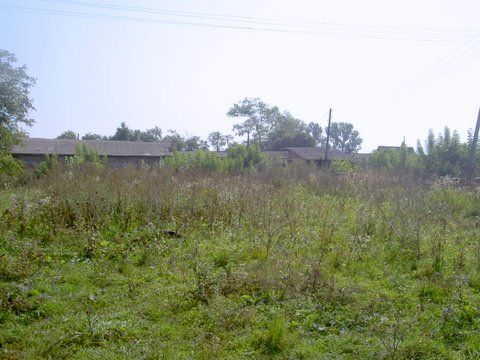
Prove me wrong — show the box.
[370,141,421,174]
[57,130,78,139]
[228,98,273,147]
[265,114,315,150]
[208,131,226,151]
[140,126,162,142]
[111,122,134,141]
[163,130,187,151]
[328,122,363,154]
[0,49,36,174]
[82,133,107,140]
[185,136,208,151]
[306,122,325,146]
[417,127,469,176]
[228,98,315,150]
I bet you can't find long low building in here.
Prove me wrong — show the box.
[12,138,171,168]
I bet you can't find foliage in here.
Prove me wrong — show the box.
[57,130,78,140]
[208,131,227,151]
[329,122,363,154]
[110,122,162,142]
[163,144,264,173]
[1,166,480,358]
[228,98,363,153]
[0,49,36,153]
[35,154,59,178]
[163,130,186,151]
[369,141,422,174]
[82,133,108,140]
[185,135,209,151]
[417,127,472,177]
[228,97,321,150]
[163,150,224,172]
[0,153,23,176]
[65,144,106,168]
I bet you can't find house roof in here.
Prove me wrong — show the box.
[264,151,289,160]
[286,147,353,161]
[12,138,171,157]
[377,146,415,153]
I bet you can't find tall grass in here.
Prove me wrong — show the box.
[1,163,480,358]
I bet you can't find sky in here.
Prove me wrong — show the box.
[1,0,479,151]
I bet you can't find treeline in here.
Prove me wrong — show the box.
[57,98,363,154]
[369,127,480,177]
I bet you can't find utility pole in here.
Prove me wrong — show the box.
[467,107,480,180]
[324,108,332,162]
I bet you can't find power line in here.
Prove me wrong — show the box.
[42,0,480,36]
[1,2,479,43]
[347,29,480,114]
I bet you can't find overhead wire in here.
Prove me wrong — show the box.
[347,29,480,114]
[3,0,479,119]
[41,0,480,36]
[0,2,479,43]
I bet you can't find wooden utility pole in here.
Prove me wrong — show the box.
[324,108,332,162]
[467,107,480,180]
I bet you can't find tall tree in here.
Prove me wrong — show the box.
[111,122,134,141]
[228,98,271,147]
[228,98,315,150]
[306,122,325,146]
[140,126,162,142]
[328,122,362,154]
[208,131,227,151]
[57,130,78,140]
[0,49,36,154]
[265,113,315,150]
[163,130,186,151]
[185,136,208,151]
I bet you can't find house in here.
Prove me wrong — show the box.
[285,147,353,164]
[12,138,171,168]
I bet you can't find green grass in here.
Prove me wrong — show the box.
[1,165,480,358]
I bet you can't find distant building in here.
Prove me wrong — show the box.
[12,138,171,168]
[285,147,353,164]
[377,146,415,153]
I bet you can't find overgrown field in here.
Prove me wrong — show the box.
[1,165,480,359]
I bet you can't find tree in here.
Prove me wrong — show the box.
[228,98,315,150]
[57,130,78,140]
[224,135,234,147]
[208,131,227,151]
[328,122,363,154]
[140,126,162,142]
[0,49,36,154]
[82,133,107,140]
[111,122,134,141]
[185,135,208,151]
[306,122,325,146]
[228,98,272,147]
[163,130,186,151]
[417,127,469,176]
[265,113,315,150]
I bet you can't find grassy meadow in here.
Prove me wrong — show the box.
[1,164,480,359]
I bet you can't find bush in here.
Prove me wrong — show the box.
[0,154,23,176]
[65,144,106,168]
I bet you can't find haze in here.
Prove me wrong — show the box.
[1,0,479,151]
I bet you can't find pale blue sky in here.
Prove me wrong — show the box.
[1,0,479,151]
